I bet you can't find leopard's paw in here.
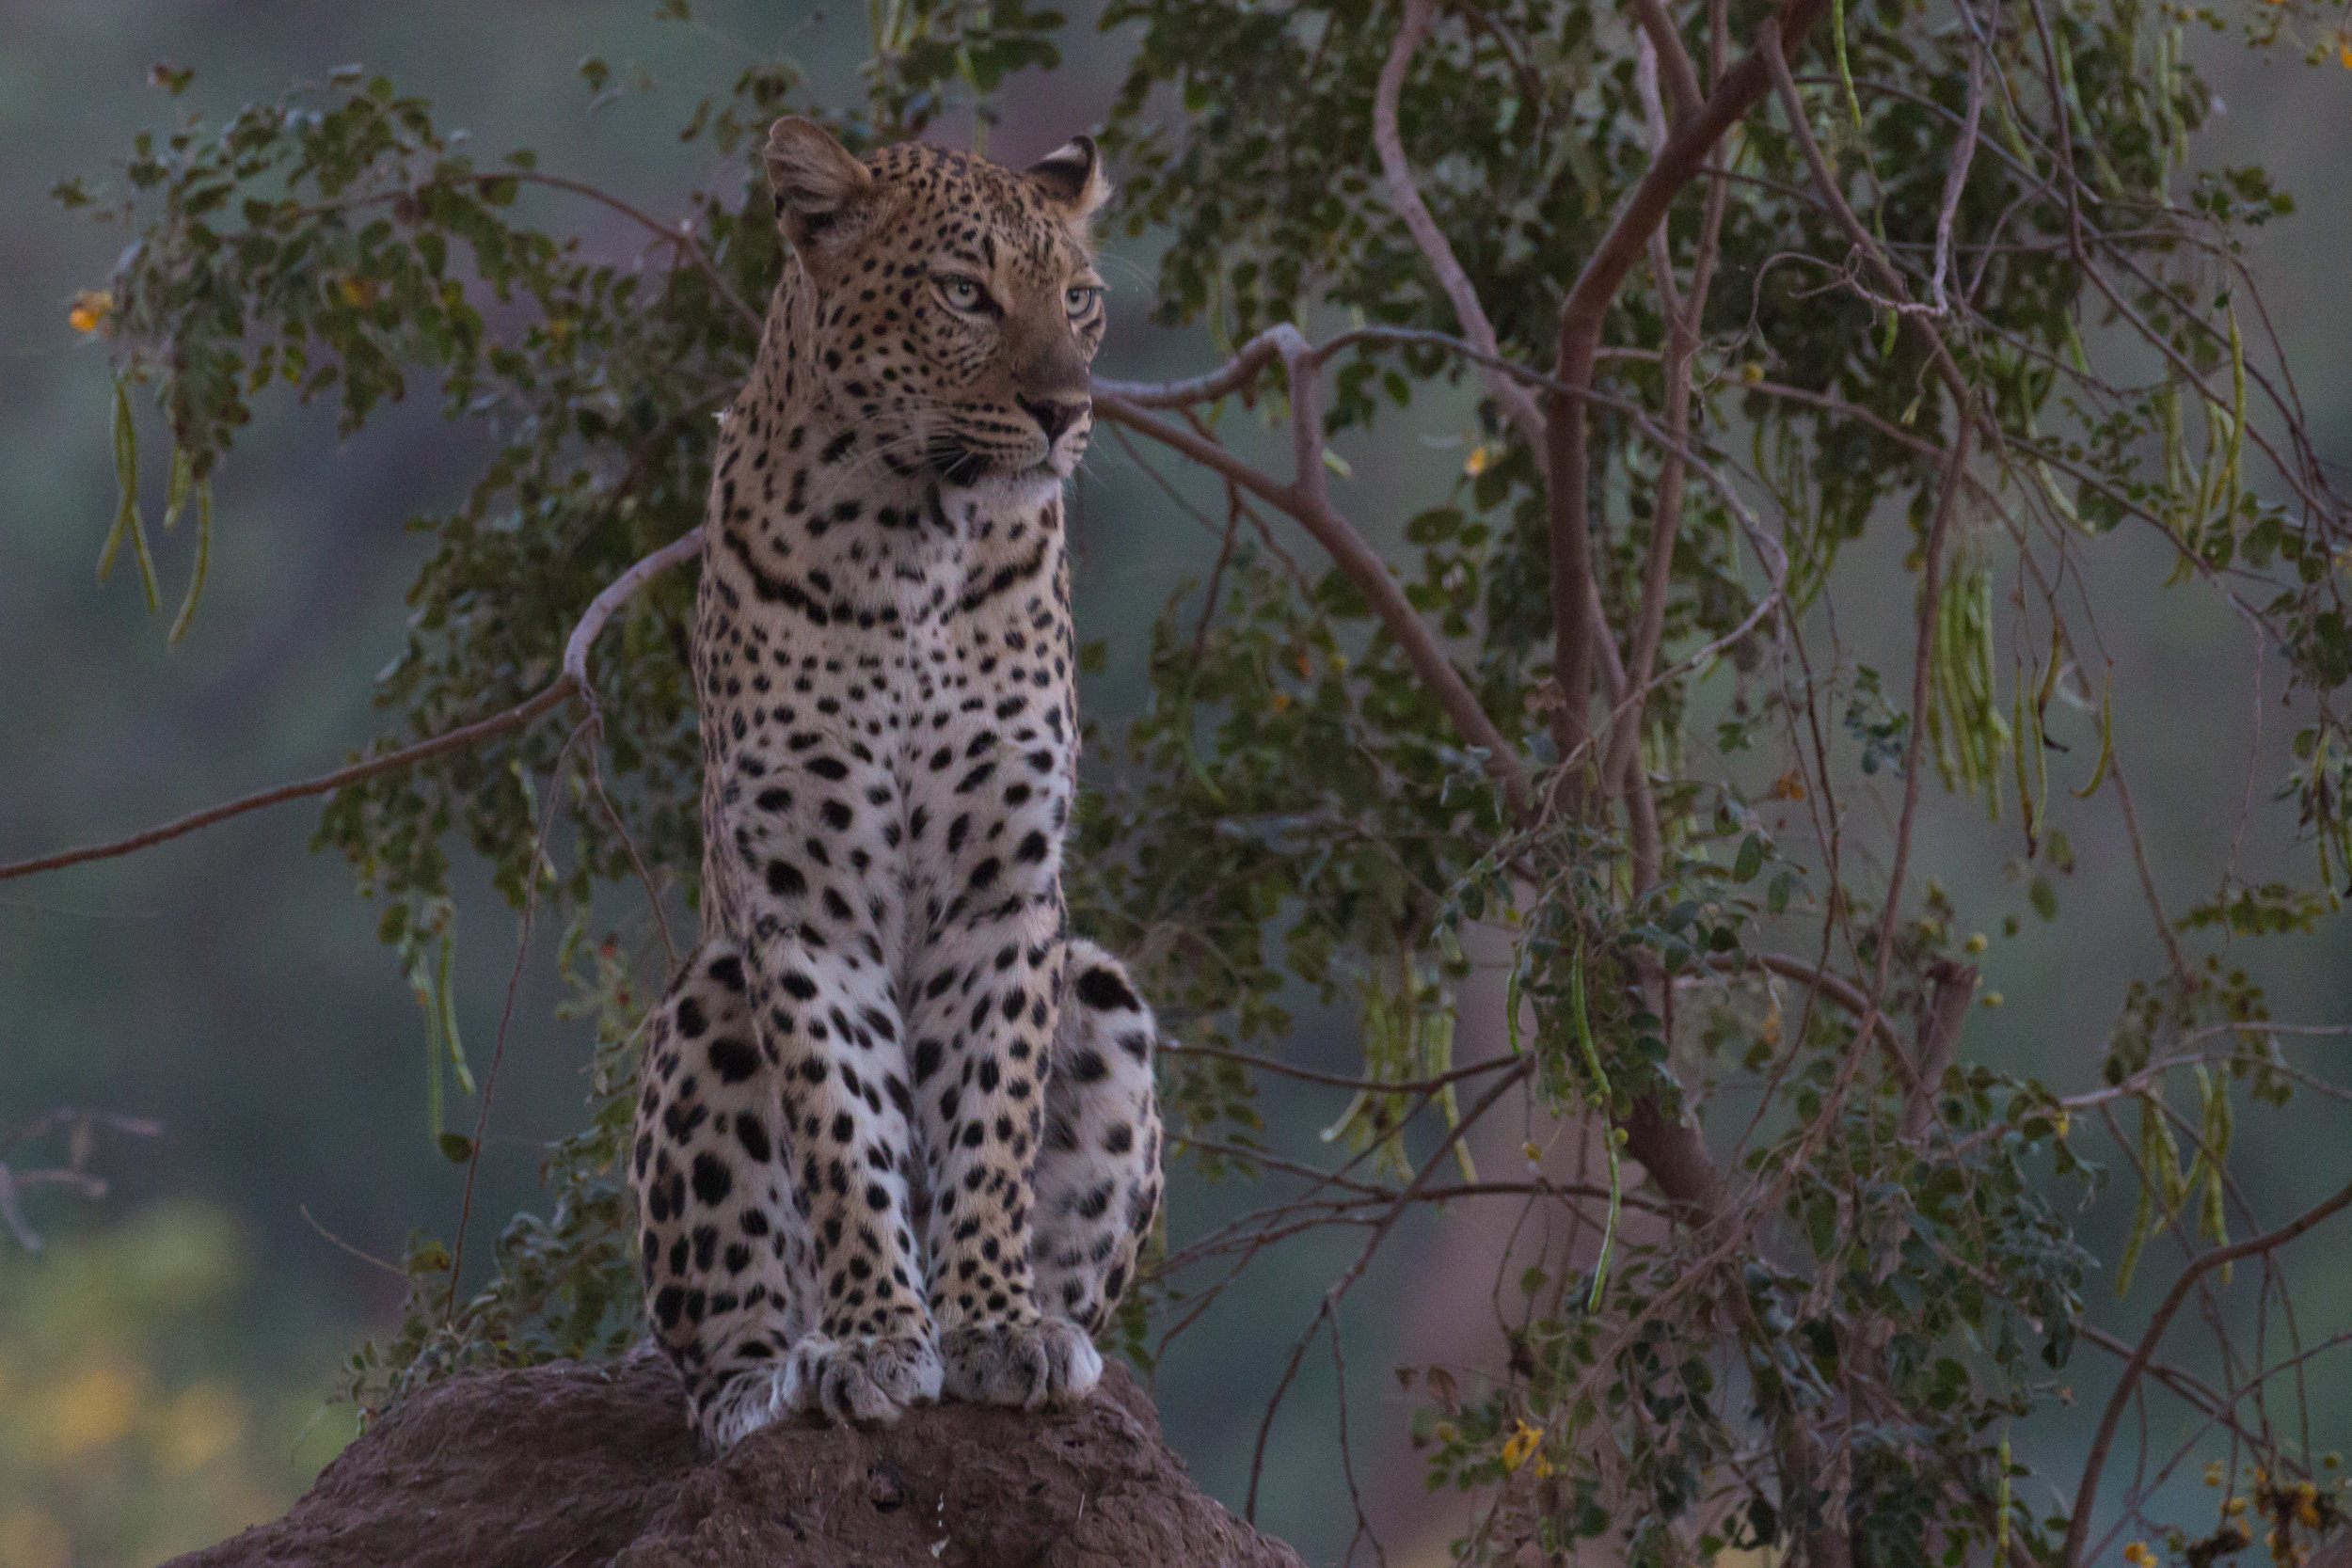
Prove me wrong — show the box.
[939,1317,1103,1410]
[781,1331,944,1426]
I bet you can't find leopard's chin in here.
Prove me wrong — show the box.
[941,466,1065,519]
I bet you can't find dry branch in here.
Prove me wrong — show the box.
[0,529,705,886]
[2066,1174,2352,1566]
[1093,388,1534,816]
[1547,0,1834,796]
[1373,0,1547,448]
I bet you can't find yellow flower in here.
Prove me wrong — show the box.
[67,290,113,334]
[2205,1462,2226,1487]
[1501,1420,1543,1473]
[2227,1497,2249,1517]
[2123,1544,2155,1568]
[1464,444,1499,477]
[1740,362,1765,385]
[2339,40,2352,68]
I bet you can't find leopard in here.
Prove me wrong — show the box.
[626,116,1164,1449]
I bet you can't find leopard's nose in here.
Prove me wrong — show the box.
[1018,395,1089,444]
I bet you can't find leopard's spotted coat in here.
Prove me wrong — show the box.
[628,118,1162,1447]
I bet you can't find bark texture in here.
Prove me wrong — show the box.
[169,1350,1303,1568]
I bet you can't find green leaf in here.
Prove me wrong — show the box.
[1732,833,1765,884]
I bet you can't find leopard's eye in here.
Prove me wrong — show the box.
[940,277,986,311]
[1065,285,1100,320]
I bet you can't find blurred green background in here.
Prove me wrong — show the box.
[0,4,2346,1564]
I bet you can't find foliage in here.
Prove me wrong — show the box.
[45,0,2352,1560]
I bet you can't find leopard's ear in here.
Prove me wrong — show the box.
[765,117,876,262]
[1025,135,1111,224]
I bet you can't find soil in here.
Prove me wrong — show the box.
[167,1349,1304,1568]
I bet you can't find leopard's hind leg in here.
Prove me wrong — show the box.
[630,940,818,1448]
[1031,940,1164,1338]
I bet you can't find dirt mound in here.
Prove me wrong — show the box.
[168,1349,1301,1568]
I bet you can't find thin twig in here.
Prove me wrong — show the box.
[1243,1059,1533,1520]
[1160,1041,1519,1094]
[1929,36,1986,316]
[0,529,704,886]
[1093,389,1531,816]
[2064,1175,2352,1567]
[1760,19,1968,399]
[446,714,597,1315]
[294,170,763,336]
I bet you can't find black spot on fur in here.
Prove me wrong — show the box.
[735,1115,773,1164]
[691,1152,735,1207]
[1073,966,1140,1013]
[707,1037,760,1084]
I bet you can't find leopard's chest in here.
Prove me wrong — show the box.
[695,459,1077,780]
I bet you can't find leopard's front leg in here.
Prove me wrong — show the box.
[721,741,941,1425]
[901,748,1099,1408]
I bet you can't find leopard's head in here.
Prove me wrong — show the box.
[764,117,1110,507]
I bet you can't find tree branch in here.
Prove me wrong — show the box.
[2065,1174,2352,1567]
[1904,958,1979,1139]
[1373,0,1547,449]
[1093,388,1532,817]
[1928,39,1986,316]
[0,529,705,885]
[1869,422,1974,1003]
[1760,22,1968,399]
[507,171,766,338]
[1244,1057,1533,1520]
[298,170,764,338]
[1613,28,1732,875]
[1630,0,1706,129]
[1547,0,1834,800]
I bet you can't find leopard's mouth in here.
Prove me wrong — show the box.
[927,435,1069,487]
[925,435,994,487]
